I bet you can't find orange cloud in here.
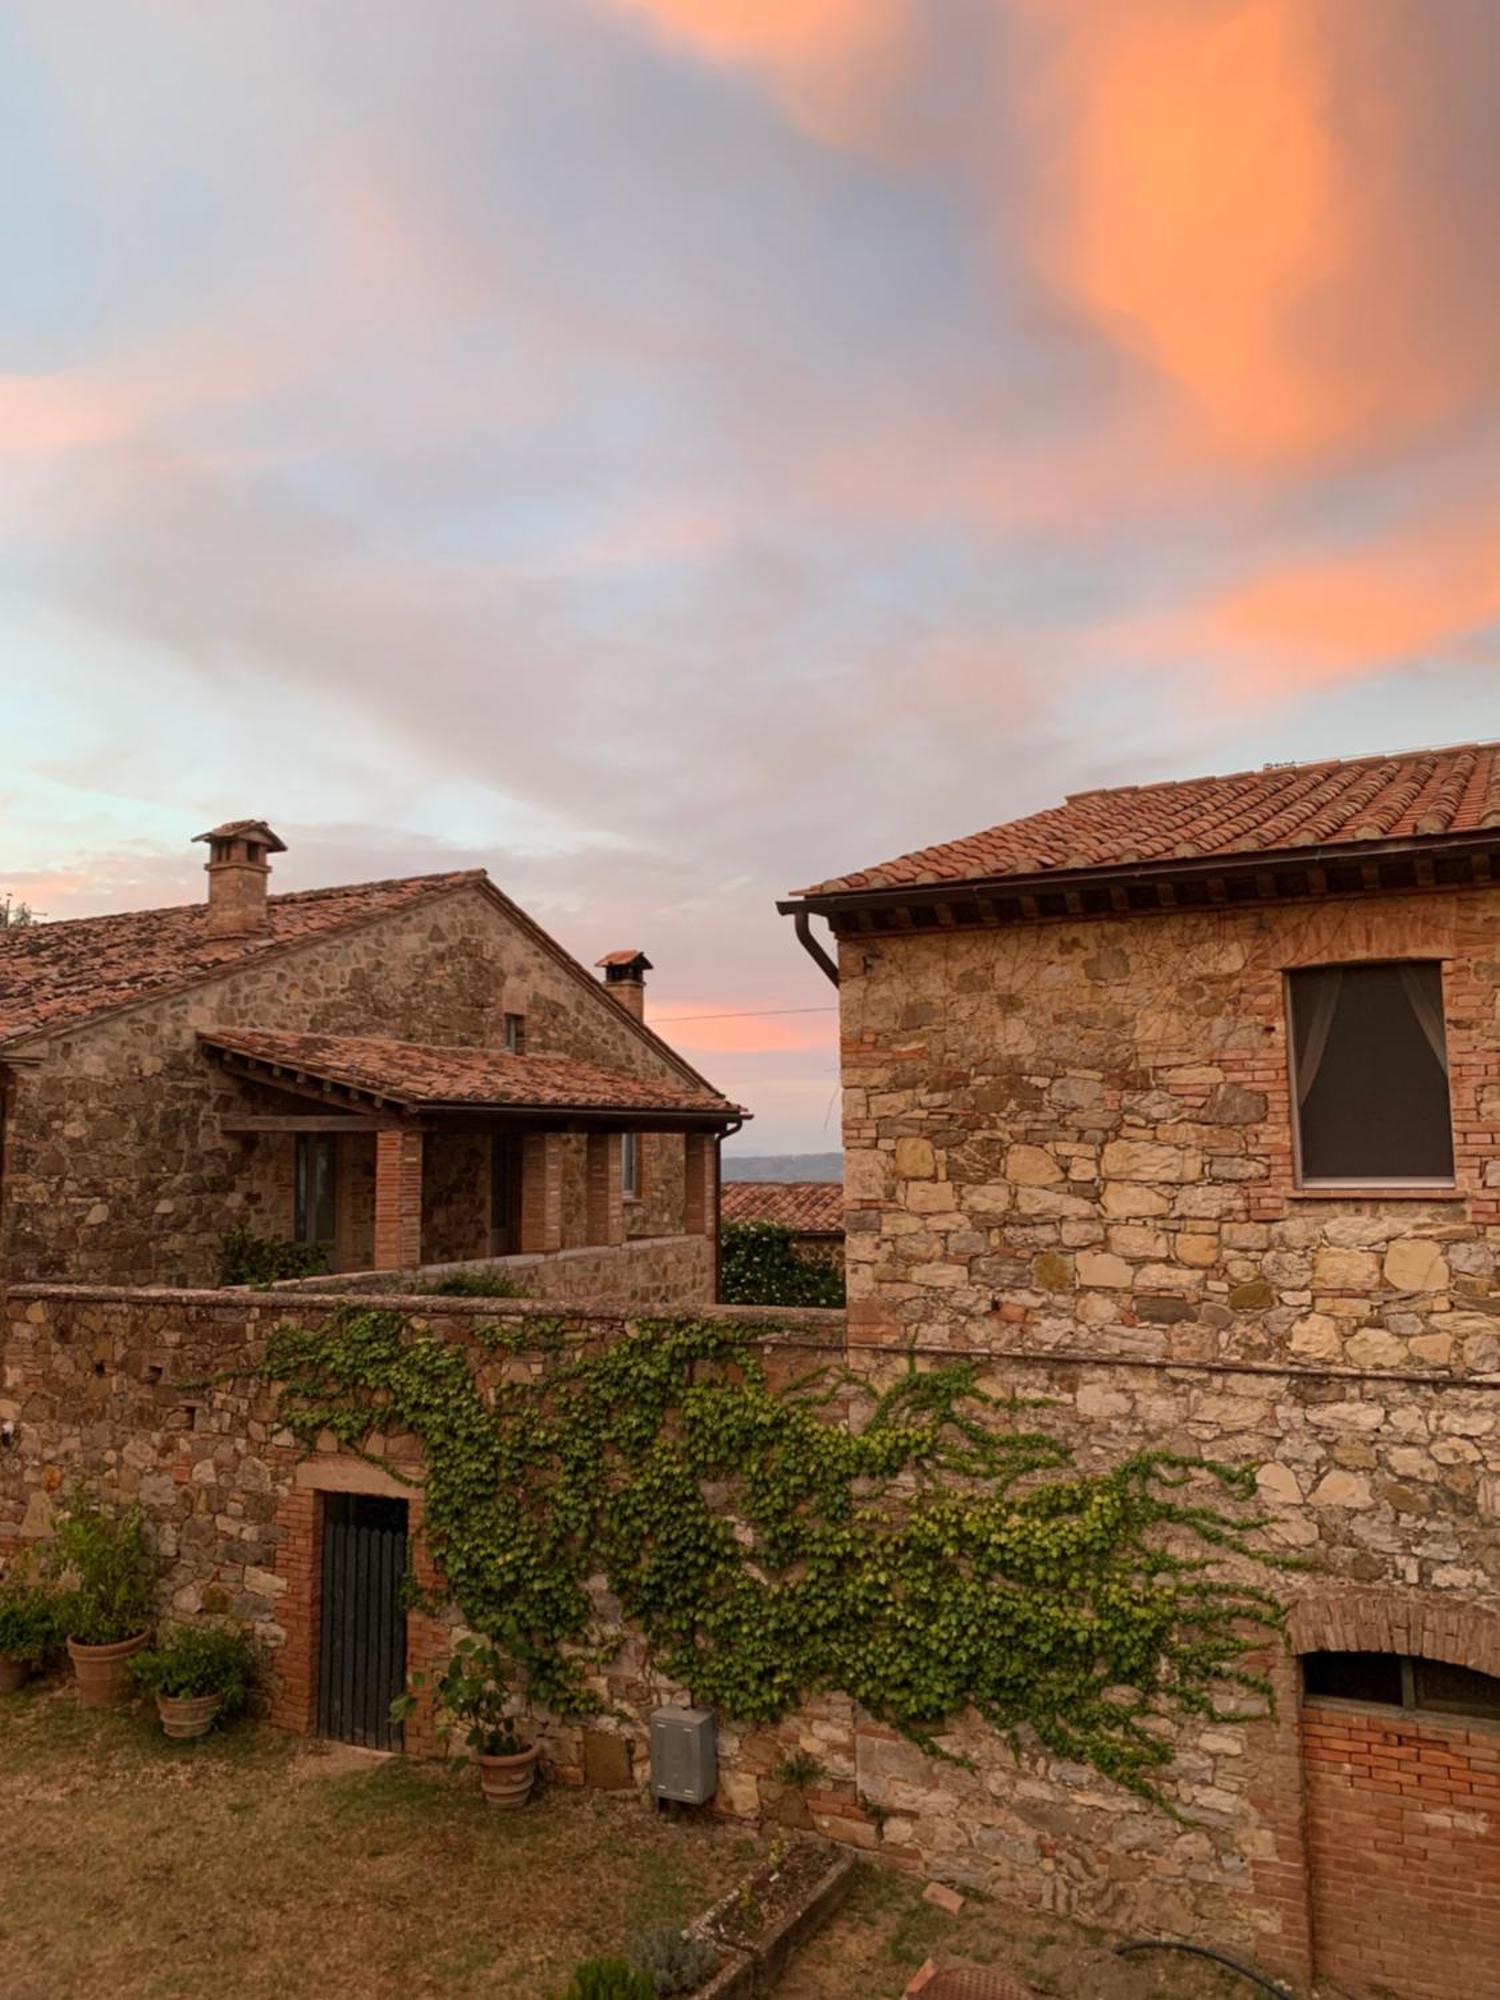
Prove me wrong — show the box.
[602,0,911,143]
[0,374,145,454]
[1203,502,1500,681]
[1016,0,1500,469]
[652,1011,835,1056]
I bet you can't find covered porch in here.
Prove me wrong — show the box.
[201,1029,743,1282]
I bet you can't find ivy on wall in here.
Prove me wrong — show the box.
[263,1309,1284,1800]
[719,1222,845,1308]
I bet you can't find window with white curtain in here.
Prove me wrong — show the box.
[1288,962,1453,1185]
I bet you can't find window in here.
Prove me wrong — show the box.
[503,1014,526,1054]
[1288,962,1453,1186]
[294,1134,337,1248]
[621,1131,641,1202]
[1303,1650,1500,1722]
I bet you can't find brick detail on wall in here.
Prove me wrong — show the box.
[519,1132,564,1254]
[1303,1703,1500,1999]
[585,1132,625,1247]
[683,1132,715,1237]
[372,1128,423,1270]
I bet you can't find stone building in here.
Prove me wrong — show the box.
[0,820,743,1297]
[784,742,1500,1998]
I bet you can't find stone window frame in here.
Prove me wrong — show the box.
[1249,936,1475,1215]
[1282,957,1457,1195]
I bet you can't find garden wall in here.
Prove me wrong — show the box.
[267,1232,714,1309]
[4,1281,1500,1990]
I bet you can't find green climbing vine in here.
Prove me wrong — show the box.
[262,1308,1286,1801]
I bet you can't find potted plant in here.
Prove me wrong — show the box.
[0,1558,60,1694]
[131,1623,259,1740]
[394,1634,540,1808]
[48,1486,158,1708]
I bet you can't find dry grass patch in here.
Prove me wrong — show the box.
[776,1865,1282,2000]
[0,1682,760,2000]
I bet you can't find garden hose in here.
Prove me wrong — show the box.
[1114,1938,1294,1998]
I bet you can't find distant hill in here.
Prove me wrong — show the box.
[721,1153,842,1183]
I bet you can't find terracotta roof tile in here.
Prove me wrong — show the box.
[722,1181,843,1231]
[797,741,1500,897]
[201,1028,742,1117]
[0,872,483,1046]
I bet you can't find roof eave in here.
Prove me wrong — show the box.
[781,826,1500,922]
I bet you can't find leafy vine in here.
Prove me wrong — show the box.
[262,1308,1285,1800]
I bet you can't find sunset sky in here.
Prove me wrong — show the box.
[4,1,1499,1152]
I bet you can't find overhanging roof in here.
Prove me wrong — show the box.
[200,1028,745,1126]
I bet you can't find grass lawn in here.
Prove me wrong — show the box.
[778,1862,1281,2000]
[0,1681,761,2000]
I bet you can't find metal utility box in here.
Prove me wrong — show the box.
[649,1705,717,1804]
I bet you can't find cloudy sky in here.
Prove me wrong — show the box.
[4,1,1499,1152]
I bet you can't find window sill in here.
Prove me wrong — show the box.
[1289,1185,1465,1202]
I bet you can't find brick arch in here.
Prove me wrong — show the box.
[1287,1583,1500,1681]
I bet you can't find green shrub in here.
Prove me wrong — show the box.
[421,1271,522,1298]
[559,1960,656,2000]
[630,1924,718,1995]
[0,1559,62,1666]
[719,1221,844,1308]
[49,1487,158,1646]
[218,1224,328,1287]
[393,1635,528,1756]
[131,1624,260,1714]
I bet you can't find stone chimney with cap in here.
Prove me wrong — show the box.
[193,819,286,939]
[596,948,651,1022]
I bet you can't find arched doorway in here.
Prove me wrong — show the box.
[1290,1592,1500,1999]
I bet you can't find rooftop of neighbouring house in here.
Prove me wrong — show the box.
[795,740,1500,898]
[0,871,486,1046]
[721,1180,844,1233]
[201,1028,743,1118]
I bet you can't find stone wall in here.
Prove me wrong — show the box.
[5,1280,1500,1990]
[269,1233,715,1308]
[838,887,1500,1370]
[1,880,710,1286]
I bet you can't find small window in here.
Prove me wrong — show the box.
[503,1014,526,1054]
[1304,1650,1500,1722]
[1288,962,1453,1186]
[294,1134,338,1249]
[621,1131,640,1202]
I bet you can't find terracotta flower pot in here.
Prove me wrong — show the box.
[156,1691,225,1741]
[67,1632,149,1709]
[477,1742,539,1809]
[0,1655,31,1696]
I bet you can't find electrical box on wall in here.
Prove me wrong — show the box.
[649,1705,716,1804]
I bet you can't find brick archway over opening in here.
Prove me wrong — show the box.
[1287,1584,1500,1682]
[1283,1586,1500,2000]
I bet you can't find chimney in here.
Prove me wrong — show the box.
[596,948,651,1022]
[193,819,286,938]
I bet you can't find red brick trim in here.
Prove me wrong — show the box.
[1241,1585,1500,1990]
[519,1132,563,1253]
[1288,1583,1500,1679]
[270,1454,448,1757]
[585,1132,625,1247]
[373,1128,423,1269]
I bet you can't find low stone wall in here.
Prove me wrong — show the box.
[266,1231,715,1309]
[4,1281,1500,1989]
